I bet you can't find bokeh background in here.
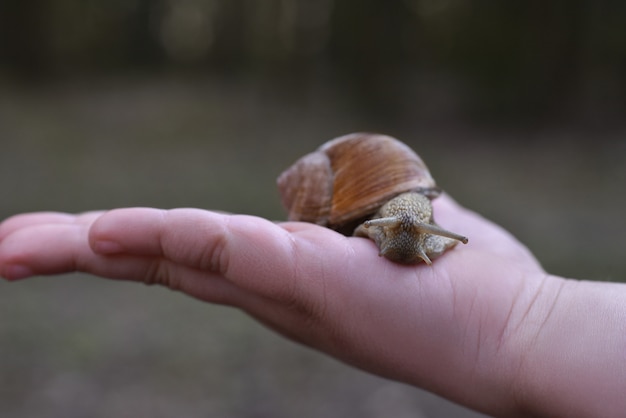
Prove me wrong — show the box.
[1,1,625,417]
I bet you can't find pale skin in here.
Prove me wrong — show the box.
[0,195,625,417]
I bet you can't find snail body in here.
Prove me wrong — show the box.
[277,133,467,264]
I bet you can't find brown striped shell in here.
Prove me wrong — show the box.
[277,133,440,235]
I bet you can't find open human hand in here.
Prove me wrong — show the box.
[1,195,624,417]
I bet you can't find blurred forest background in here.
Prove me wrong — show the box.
[0,1,625,417]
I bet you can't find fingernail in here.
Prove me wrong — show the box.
[92,240,123,254]
[2,265,34,281]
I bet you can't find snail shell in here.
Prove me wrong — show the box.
[278,133,439,231]
[277,133,467,264]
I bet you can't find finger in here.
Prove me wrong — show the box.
[0,212,102,241]
[0,212,106,279]
[89,208,213,259]
[0,217,101,279]
[0,211,253,305]
[0,211,166,281]
[88,208,378,304]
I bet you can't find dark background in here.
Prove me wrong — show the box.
[1,1,625,417]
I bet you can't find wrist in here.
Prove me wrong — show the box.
[511,276,626,417]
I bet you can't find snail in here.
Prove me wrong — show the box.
[277,133,468,264]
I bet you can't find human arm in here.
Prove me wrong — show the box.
[0,195,625,417]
